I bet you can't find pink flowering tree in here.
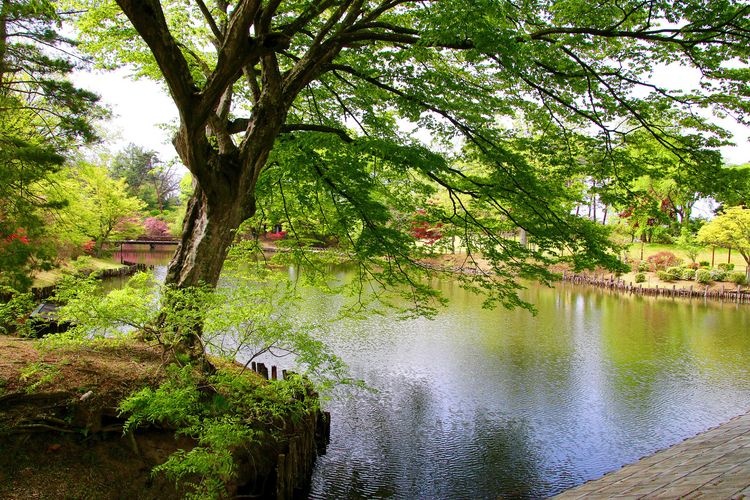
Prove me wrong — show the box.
[143,217,171,238]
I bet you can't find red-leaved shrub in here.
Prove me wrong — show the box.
[266,231,287,241]
[82,240,96,255]
[646,251,680,271]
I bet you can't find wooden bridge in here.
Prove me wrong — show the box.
[111,239,179,246]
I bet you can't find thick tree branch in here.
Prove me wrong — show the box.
[278,0,342,40]
[281,123,353,143]
[199,0,263,125]
[228,119,353,143]
[194,0,222,42]
[528,14,750,47]
[114,0,198,123]
[242,63,261,104]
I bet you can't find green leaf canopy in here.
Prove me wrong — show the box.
[65,0,750,308]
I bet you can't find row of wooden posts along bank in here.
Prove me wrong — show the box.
[561,271,750,304]
[248,361,332,499]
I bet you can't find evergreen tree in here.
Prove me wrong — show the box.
[0,0,102,290]
[110,143,181,212]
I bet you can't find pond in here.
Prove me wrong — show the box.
[115,250,750,498]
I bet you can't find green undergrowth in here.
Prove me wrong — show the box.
[0,287,35,336]
[31,270,351,498]
[120,362,317,499]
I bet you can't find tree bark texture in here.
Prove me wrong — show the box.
[166,183,253,288]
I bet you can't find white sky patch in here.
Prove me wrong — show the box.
[72,68,180,162]
[650,63,750,165]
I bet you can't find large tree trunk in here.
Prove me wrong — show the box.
[166,183,254,288]
[165,140,269,288]
[165,98,285,288]
[161,149,263,364]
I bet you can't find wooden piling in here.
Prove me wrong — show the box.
[560,272,747,305]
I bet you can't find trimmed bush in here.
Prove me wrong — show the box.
[729,272,747,285]
[718,263,735,272]
[695,269,712,284]
[681,267,697,280]
[657,270,675,282]
[709,269,727,282]
[637,261,649,272]
[699,260,710,268]
[666,266,683,279]
[635,272,646,283]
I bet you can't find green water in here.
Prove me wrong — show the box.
[306,280,750,498]
[112,251,750,498]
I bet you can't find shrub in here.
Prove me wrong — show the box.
[266,231,287,241]
[70,255,98,276]
[657,270,675,282]
[695,269,712,284]
[634,273,646,283]
[143,217,170,238]
[637,261,649,272]
[680,267,697,280]
[666,267,683,280]
[82,240,96,256]
[699,260,710,268]
[718,263,735,272]
[652,231,674,244]
[119,364,318,499]
[0,288,35,336]
[647,251,680,271]
[709,269,727,282]
[729,272,747,285]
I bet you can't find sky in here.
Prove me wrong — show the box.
[75,67,749,167]
[73,69,179,162]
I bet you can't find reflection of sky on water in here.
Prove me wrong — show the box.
[106,254,750,498]
[307,280,750,499]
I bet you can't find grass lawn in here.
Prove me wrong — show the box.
[32,257,124,288]
[606,242,747,291]
[623,242,747,274]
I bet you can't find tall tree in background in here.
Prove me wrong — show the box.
[45,163,145,255]
[69,2,749,311]
[110,143,159,194]
[716,163,750,208]
[698,206,750,281]
[110,143,181,212]
[0,0,101,290]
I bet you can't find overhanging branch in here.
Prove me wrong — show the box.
[281,123,354,143]
[227,118,353,143]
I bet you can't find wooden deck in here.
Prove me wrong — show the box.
[554,410,750,499]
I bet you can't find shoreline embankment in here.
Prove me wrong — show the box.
[561,271,750,304]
